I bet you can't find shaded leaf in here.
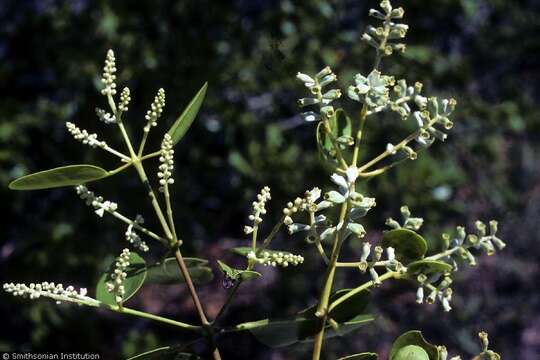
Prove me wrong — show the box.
[217,260,261,281]
[390,331,439,360]
[338,353,378,360]
[382,229,427,264]
[239,313,374,348]
[146,257,213,285]
[167,82,208,145]
[9,164,109,190]
[127,346,201,360]
[96,252,146,305]
[407,259,452,275]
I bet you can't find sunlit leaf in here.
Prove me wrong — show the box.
[9,164,109,190]
[382,229,427,264]
[389,331,439,360]
[394,345,429,360]
[96,252,146,305]
[407,259,452,275]
[167,82,208,145]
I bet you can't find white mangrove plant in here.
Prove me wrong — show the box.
[4,1,503,359]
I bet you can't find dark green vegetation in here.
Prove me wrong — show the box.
[1,0,539,358]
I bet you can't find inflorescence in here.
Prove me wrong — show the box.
[3,282,97,306]
[247,250,304,268]
[144,88,166,132]
[106,249,131,305]
[158,133,175,192]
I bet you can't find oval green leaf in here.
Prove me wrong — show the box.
[146,257,213,285]
[167,82,208,145]
[382,229,427,264]
[96,252,146,305]
[394,345,429,360]
[390,330,439,360]
[239,317,321,348]
[9,164,109,190]
[338,353,378,360]
[407,259,453,275]
[127,347,201,360]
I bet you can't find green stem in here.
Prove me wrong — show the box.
[311,200,349,360]
[328,271,398,312]
[352,104,369,167]
[110,305,202,331]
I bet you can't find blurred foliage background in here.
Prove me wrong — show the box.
[1,0,539,359]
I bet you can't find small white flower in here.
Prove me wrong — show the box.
[386,143,397,154]
[101,49,117,96]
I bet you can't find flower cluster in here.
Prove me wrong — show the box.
[412,97,457,147]
[415,272,454,312]
[411,220,505,312]
[66,122,107,149]
[358,243,403,285]
[95,108,117,124]
[3,282,96,306]
[76,185,118,217]
[363,1,408,56]
[118,87,131,112]
[348,70,395,109]
[296,66,341,123]
[106,249,131,304]
[125,215,149,252]
[385,205,424,231]
[247,250,304,268]
[101,49,117,96]
[282,187,321,227]
[158,134,174,192]
[144,88,166,132]
[244,186,271,234]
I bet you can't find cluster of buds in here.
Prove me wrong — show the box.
[348,70,395,109]
[144,88,166,132]
[296,66,341,123]
[357,243,402,285]
[75,185,118,218]
[363,1,408,56]
[247,250,304,268]
[413,97,457,147]
[66,122,107,149]
[101,49,117,96]
[385,205,424,231]
[283,187,321,226]
[244,186,271,234]
[105,249,131,305]
[118,87,131,113]
[415,273,454,312]
[158,134,174,192]
[445,220,505,268]
[3,282,95,306]
[125,215,149,252]
[95,108,117,124]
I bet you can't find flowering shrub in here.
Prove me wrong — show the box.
[4,1,503,359]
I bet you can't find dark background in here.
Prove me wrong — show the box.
[1,0,539,359]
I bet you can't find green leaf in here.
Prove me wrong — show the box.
[407,259,452,275]
[146,257,213,285]
[338,353,378,360]
[390,331,439,360]
[394,345,429,360]
[217,260,261,281]
[382,229,427,264]
[96,252,147,305]
[241,317,321,348]
[323,314,375,339]
[167,82,208,145]
[9,164,109,190]
[300,289,370,323]
[127,347,201,360]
